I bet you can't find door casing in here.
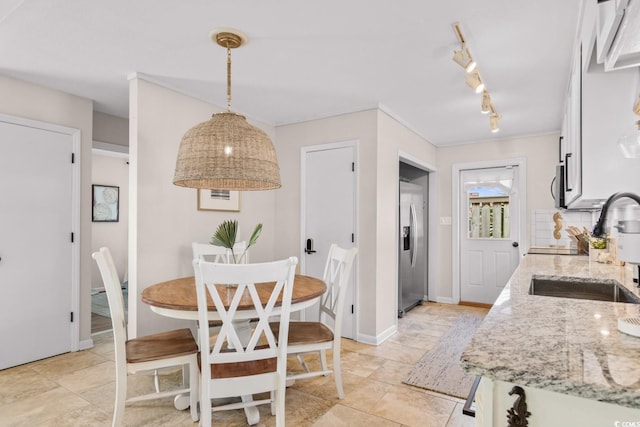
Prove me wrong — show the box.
[452,158,527,304]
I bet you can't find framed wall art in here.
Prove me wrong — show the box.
[92,184,119,222]
[197,189,241,212]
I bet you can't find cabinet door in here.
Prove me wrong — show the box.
[564,44,582,206]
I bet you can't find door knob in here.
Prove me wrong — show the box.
[512,242,519,248]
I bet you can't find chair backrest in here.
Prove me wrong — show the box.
[92,247,127,373]
[192,241,249,264]
[193,257,297,386]
[319,244,358,337]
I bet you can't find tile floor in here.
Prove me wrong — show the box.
[0,302,488,426]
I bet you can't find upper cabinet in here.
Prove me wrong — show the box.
[560,0,640,210]
[596,0,640,71]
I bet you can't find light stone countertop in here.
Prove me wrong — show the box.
[461,254,640,409]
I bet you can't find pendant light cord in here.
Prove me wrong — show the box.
[226,45,232,112]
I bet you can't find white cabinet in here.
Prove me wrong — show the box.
[475,377,640,427]
[560,7,640,210]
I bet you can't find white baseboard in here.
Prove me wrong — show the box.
[431,296,455,304]
[357,323,397,346]
[78,338,94,350]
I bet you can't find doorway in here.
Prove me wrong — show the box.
[398,161,429,317]
[91,144,129,334]
[301,140,357,339]
[452,159,526,305]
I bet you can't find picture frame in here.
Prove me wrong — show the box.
[197,189,241,212]
[92,184,119,222]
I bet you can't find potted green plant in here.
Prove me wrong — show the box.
[210,219,262,263]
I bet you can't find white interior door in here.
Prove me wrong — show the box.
[302,142,356,339]
[460,166,521,304]
[0,119,75,369]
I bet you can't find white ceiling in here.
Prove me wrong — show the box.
[0,0,581,146]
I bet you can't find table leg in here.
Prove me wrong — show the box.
[242,395,260,425]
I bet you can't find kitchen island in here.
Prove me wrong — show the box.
[461,254,640,426]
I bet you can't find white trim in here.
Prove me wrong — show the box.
[452,157,527,304]
[78,338,94,350]
[0,112,82,353]
[300,139,359,340]
[357,324,397,346]
[433,296,455,304]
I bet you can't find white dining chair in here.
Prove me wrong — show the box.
[274,244,358,399]
[92,247,199,427]
[192,241,249,264]
[193,257,298,427]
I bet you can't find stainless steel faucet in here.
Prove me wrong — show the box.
[592,192,640,237]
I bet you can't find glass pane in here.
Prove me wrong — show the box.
[468,186,510,239]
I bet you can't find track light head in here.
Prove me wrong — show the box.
[481,91,491,114]
[465,72,484,94]
[490,113,500,133]
[452,47,476,73]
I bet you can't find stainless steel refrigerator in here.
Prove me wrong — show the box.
[398,181,426,317]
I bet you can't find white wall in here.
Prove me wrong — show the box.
[376,111,437,336]
[275,110,378,338]
[129,77,277,336]
[93,111,129,147]
[0,74,94,344]
[275,109,437,343]
[436,133,558,300]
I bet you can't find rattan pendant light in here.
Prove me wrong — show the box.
[173,29,281,191]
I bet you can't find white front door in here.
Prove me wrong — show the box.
[0,118,76,369]
[459,166,521,304]
[302,142,357,339]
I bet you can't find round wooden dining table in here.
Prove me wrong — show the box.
[141,274,326,320]
[141,274,326,424]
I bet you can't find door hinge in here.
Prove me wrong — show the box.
[70,232,74,243]
[351,233,354,243]
[351,162,355,172]
[70,312,74,322]
[351,305,354,314]
[71,153,75,164]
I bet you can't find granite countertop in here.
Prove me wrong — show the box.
[461,254,640,409]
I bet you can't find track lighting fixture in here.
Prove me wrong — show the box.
[465,72,484,94]
[453,22,500,133]
[490,112,500,133]
[481,91,491,114]
[452,47,476,73]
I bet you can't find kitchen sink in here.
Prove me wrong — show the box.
[529,275,640,304]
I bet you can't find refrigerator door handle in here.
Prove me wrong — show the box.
[410,203,417,267]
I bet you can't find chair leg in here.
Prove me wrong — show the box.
[270,390,276,416]
[189,361,199,422]
[333,347,344,399]
[112,374,127,427]
[275,386,285,427]
[319,349,328,375]
[296,354,310,373]
[200,382,211,427]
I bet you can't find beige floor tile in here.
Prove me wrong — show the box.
[368,359,413,385]
[340,377,393,412]
[445,403,476,427]
[0,302,484,427]
[29,349,109,380]
[371,384,456,427]
[33,405,112,427]
[340,350,387,377]
[55,361,115,393]
[357,340,425,365]
[0,386,90,427]
[341,337,375,352]
[311,404,401,426]
[0,365,58,406]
